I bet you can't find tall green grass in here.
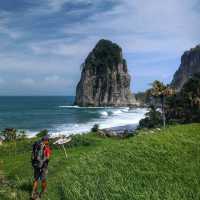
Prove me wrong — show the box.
[0,124,200,200]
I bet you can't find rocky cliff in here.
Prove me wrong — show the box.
[171,45,200,91]
[74,39,137,107]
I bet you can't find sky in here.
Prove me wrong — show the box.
[0,0,199,96]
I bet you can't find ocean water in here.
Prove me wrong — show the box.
[0,96,147,137]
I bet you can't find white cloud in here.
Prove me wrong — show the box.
[30,39,93,57]
[0,0,199,94]
[0,11,23,39]
[20,76,69,87]
[0,28,22,39]
[0,78,5,84]
[47,0,69,12]
[44,75,61,81]
[64,0,199,50]
[28,0,93,15]
[20,78,35,86]
[46,0,91,12]
[9,75,74,95]
[27,0,200,58]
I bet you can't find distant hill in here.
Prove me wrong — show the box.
[171,44,200,91]
[74,39,137,107]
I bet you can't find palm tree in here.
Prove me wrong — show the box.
[150,81,174,128]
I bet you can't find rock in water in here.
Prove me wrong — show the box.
[171,45,200,91]
[74,39,137,107]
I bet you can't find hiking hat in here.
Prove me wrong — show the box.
[42,135,50,141]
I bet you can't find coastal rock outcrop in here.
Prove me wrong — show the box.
[74,39,137,107]
[171,45,200,91]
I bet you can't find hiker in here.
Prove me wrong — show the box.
[31,135,52,199]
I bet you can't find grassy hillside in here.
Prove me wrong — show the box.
[0,124,200,200]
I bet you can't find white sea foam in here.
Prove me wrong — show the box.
[100,111,109,116]
[59,105,80,108]
[26,130,39,138]
[50,107,147,137]
[111,110,123,115]
[59,105,130,109]
[122,107,129,112]
[27,107,147,137]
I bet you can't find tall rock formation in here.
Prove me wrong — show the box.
[74,39,137,107]
[171,45,200,91]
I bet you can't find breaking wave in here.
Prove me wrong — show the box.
[49,107,147,137]
[100,111,109,116]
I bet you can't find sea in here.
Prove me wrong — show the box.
[0,96,147,137]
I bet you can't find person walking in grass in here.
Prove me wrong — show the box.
[31,135,52,200]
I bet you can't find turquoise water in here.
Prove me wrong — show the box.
[0,96,146,136]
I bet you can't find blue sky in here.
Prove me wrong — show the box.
[0,0,199,95]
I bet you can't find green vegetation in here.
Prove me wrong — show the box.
[166,73,200,123]
[85,39,123,72]
[91,124,99,132]
[190,44,200,53]
[150,81,174,128]
[138,81,174,129]
[36,129,49,138]
[138,105,162,129]
[1,128,27,142]
[1,124,200,200]
[135,91,151,105]
[138,74,200,128]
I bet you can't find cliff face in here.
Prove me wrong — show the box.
[171,45,200,91]
[74,39,137,107]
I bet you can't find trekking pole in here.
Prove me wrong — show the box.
[62,144,68,159]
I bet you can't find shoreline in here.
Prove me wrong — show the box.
[0,123,139,140]
[0,106,147,138]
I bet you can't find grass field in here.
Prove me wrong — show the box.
[0,124,200,200]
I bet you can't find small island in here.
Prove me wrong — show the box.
[74,39,137,107]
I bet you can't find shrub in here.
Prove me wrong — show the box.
[2,128,17,142]
[17,130,27,140]
[138,105,162,129]
[91,124,99,132]
[36,129,48,138]
[166,73,200,123]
